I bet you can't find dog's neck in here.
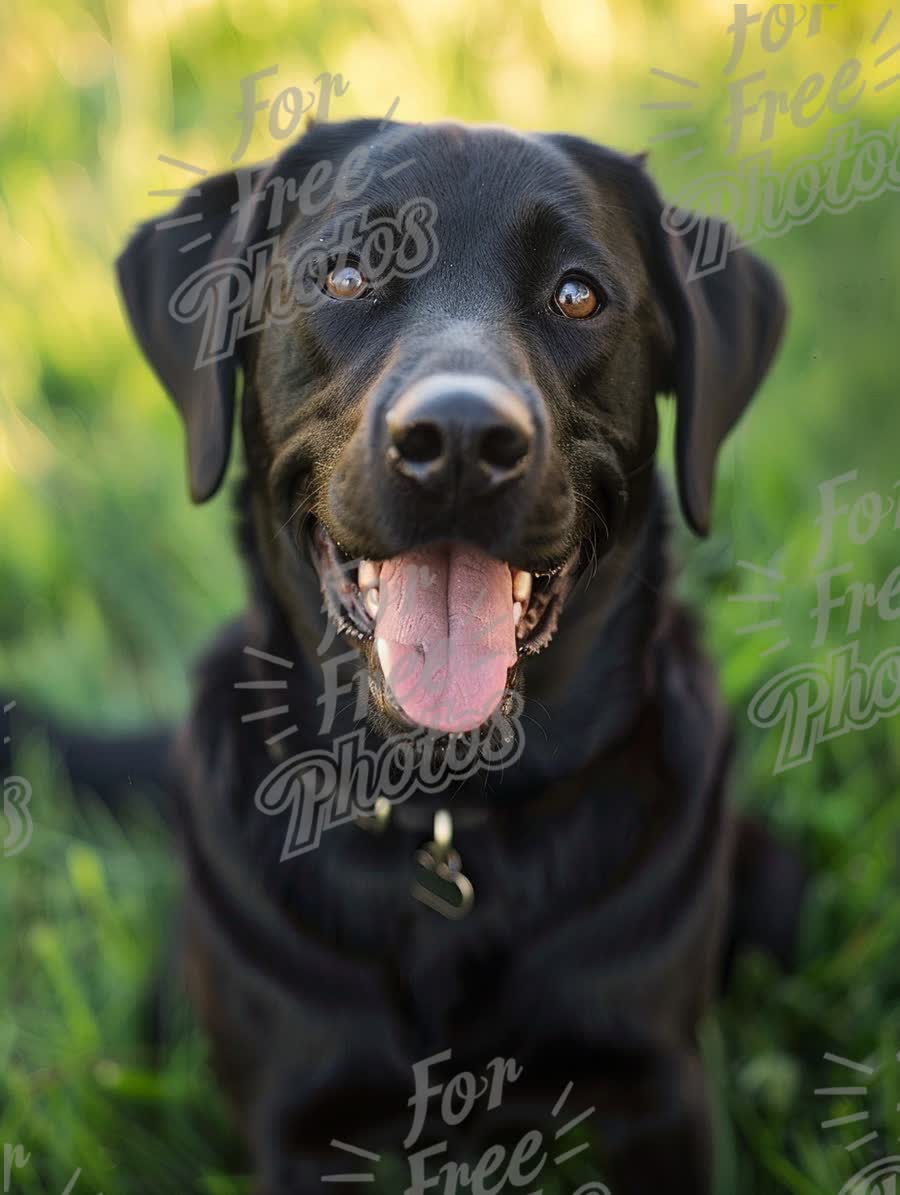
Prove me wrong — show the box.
[237,471,672,796]
[507,475,671,789]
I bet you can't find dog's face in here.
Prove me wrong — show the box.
[117,119,786,735]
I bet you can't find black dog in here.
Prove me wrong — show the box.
[112,119,803,1194]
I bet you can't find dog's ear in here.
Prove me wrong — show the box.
[642,196,787,536]
[116,166,279,502]
[545,136,787,535]
[117,118,389,502]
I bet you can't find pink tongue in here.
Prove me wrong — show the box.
[375,544,516,733]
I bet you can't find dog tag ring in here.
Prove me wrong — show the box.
[353,795,392,834]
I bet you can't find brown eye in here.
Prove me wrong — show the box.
[324,264,368,299]
[553,276,602,319]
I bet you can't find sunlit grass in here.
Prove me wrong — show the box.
[1,0,899,1190]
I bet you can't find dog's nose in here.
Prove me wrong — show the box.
[386,374,533,499]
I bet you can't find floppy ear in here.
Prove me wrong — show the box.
[117,117,389,503]
[116,167,269,502]
[545,135,787,536]
[646,201,787,536]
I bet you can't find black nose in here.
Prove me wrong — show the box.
[386,373,533,499]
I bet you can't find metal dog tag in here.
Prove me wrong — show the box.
[411,810,475,920]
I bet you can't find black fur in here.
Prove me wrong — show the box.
[109,119,805,1193]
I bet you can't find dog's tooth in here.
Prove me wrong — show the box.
[512,570,532,605]
[365,587,380,618]
[513,600,523,627]
[359,560,381,591]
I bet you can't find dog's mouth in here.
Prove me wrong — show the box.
[310,523,578,733]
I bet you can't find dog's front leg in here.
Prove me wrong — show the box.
[455,1042,713,1195]
[251,1060,423,1195]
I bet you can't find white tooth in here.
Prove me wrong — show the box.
[513,600,523,626]
[359,560,381,591]
[376,636,390,676]
[512,570,532,605]
[365,587,380,618]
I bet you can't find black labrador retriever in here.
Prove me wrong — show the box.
[114,118,804,1194]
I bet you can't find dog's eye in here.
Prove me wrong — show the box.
[324,264,368,300]
[553,276,603,319]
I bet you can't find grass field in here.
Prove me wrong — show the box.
[1,1,899,1191]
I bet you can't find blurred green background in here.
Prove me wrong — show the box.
[1,0,898,1191]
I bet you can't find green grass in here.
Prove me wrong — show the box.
[1,0,899,1191]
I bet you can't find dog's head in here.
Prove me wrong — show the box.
[118,119,785,735]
